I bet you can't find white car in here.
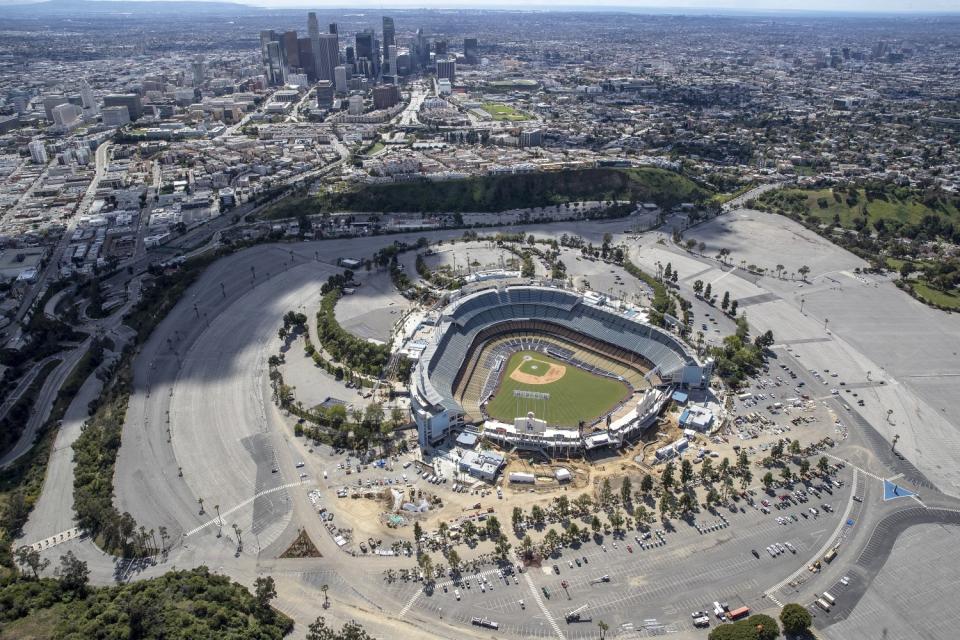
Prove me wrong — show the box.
[455,589,461,600]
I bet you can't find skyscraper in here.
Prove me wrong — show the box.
[298,37,316,81]
[260,30,287,85]
[464,38,479,64]
[355,30,375,78]
[191,57,206,88]
[308,13,322,83]
[28,140,48,165]
[79,78,98,114]
[317,34,339,82]
[329,22,338,35]
[334,65,348,93]
[382,16,395,49]
[282,31,300,70]
[104,94,143,120]
[437,59,456,82]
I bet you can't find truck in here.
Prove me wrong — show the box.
[727,606,750,621]
[816,598,832,612]
[823,548,838,564]
[822,592,837,606]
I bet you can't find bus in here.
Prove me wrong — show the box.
[728,606,750,621]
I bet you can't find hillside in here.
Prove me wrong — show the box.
[315,167,710,215]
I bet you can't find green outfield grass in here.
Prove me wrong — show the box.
[481,102,532,121]
[484,351,629,427]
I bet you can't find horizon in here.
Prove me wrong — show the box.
[4,0,960,16]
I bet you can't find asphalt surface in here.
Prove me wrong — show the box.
[17,210,960,639]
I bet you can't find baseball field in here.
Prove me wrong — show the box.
[484,351,630,427]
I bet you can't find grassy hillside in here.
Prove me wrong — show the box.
[757,186,960,234]
[315,167,709,214]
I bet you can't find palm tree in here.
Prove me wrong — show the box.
[321,584,329,608]
[598,620,609,640]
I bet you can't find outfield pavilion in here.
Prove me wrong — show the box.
[410,282,712,457]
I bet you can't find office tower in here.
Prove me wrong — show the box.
[345,46,355,65]
[334,65,348,93]
[347,94,364,116]
[415,29,430,69]
[437,59,456,82]
[298,37,316,81]
[308,13,322,83]
[191,57,206,88]
[43,95,69,122]
[104,94,143,120]
[329,22,338,35]
[52,103,83,128]
[102,105,131,127]
[282,31,300,70]
[372,84,400,110]
[519,129,542,148]
[79,79,98,113]
[464,37,479,64]
[355,30,375,77]
[260,30,287,85]
[315,80,334,107]
[316,34,339,82]
[28,140,48,164]
[383,44,397,79]
[434,39,448,56]
[382,16,395,49]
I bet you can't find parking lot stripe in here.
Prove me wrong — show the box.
[524,572,565,639]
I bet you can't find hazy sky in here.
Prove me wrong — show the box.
[234,0,959,12]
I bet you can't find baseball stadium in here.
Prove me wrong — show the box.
[410,283,711,456]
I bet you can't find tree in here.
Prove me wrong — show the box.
[14,547,45,579]
[704,282,712,300]
[779,603,812,635]
[485,515,502,540]
[447,548,461,574]
[494,535,512,560]
[680,459,694,486]
[556,495,571,518]
[418,553,434,583]
[512,506,524,532]
[798,265,810,281]
[818,456,830,474]
[620,477,633,506]
[254,575,277,611]
[747,613,781,640]
[640,474,654,495]
[762,472,775,490]
[600,478,613,505]
[521,534,534,559]
[701,457,715,483]
[531,505,546,527]
[413,521,423,547]
[598,620,609,640]
[730,300,739,316]
[307,616,375,640]
[693,279,704,295]
[662,462,675,490]
[788,440,801,456]
[722,291,731,311]
[799,459,811,476]
[57,551,89,595]
[780,466,792,483]
[591,515,602,534]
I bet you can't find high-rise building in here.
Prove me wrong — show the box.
[28,140,48,164]
[79,79,98,113]
[191,57,206,88]
[52,103,83,128]
[345,46,355,65]
[316,80,334,107]
[347,94,364,116]
[355,30,379,78]
[104,94,143,120]
[372,84,400,110]
[282,31,300,70]
[102,105,131,127]
[464,37,479,64]
[298,37,316,81]
[334,65,348,93]
[308,13,322,83]
[437,59,456,82]
[260,30,287,86]
[329,22,338,35]
[383,44,398,79]
[415,30,430,69]
[434,40,448,56]
[519,129,542,148]
[382,16,395,49]
[316,34,339,82]
[43,95,69,122]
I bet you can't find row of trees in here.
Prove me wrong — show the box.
[710,316,774,387]
[316,289,391,377]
